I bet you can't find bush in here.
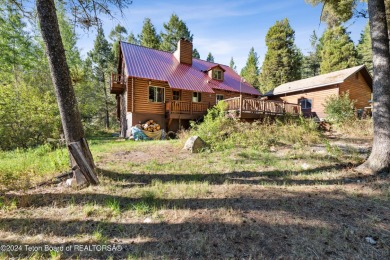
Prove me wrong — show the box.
[324,92,356,124]
[185,102,322,151]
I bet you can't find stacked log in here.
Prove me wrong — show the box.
[141,120,161,132]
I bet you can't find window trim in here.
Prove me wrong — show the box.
[212,69,223,80]
[192,92,202,102]
[299,98,312,110]
[148,86,165,103]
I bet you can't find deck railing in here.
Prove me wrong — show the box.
[224,96,301,116]
[110,73,125,94]
[166,101,210,114]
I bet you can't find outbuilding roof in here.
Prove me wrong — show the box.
[120,42,260,95]
[265,65,372,96]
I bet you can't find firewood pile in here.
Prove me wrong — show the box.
[141,120,161,132]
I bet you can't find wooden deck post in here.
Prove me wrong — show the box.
[283,101,286,114]
[239,94,243,118]
[190,101,193,115]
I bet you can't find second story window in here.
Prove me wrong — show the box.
[212,70,223,80]
[149,86,165,103]
[192,92,202,102]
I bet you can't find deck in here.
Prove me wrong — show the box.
[224,96,301,119]
[165,101,210,120]
[110,73,125,94]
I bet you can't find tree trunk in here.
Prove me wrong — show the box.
[102,73,110,129]
[36,0,99,185]
[356,0,390,174]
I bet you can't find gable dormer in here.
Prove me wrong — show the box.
[207,65,225,81]
[174,38,193,65]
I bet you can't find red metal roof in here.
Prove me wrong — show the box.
[121,42,261,95]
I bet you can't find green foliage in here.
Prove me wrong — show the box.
[109,24,128,65]
[139,18,160,49]
[319,26,358,74]
[259,18,302,93]
[189,102,321,151]
[357,23,373,74]
[305,0,357,27]
[301,31,321,79]
[206,52,214,62]
[240,47,259,87]
[127,32,140,45]
[192,48,200,59]
[324,92,356,123]
[0,84,61,150]
[160,13,193,52]
[229,57,237,71]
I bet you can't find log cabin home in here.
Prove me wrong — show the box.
[264,65,373,120]
[110,38,260,137]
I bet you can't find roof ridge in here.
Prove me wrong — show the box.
[121,41,231,67]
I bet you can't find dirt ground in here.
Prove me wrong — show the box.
[0,134,389,259]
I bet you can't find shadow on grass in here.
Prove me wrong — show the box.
[1,191,389,259]
[98,164,366,186]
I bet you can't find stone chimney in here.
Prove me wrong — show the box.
[174,38,193,65]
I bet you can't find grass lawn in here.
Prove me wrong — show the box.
[0,133,389,259]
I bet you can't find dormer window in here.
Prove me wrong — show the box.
[213,70,223,80]
[207,65,225,81]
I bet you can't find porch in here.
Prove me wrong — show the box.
[224,96,301,119]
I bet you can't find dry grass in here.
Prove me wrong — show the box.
[0,127,389,259]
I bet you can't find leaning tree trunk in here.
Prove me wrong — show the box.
[356,0,390,174]
[36,0,99,185]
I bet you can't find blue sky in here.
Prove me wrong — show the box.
[77,0,368,72]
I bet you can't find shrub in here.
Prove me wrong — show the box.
[324,92,356,124]
[186,102,322,151]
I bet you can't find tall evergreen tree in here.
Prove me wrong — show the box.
[301,31,321,79]
[229,57,237,72]
[240,48,259,87]
[139,18,160,49]
[357,22,373,73]
[127,32,140,45]
[192,48,200,59]
[160,13,193,52]
[319,25,357,74]
[109,24,127,65]
[259,18,302,93]
[206,52,215,62]
[88,28,114,129]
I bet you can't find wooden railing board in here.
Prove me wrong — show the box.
[224,97,301,116]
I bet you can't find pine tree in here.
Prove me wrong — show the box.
[109,24,127,65]
[357,22,373,73]
[301,30,321,79]
[88,28,114,129]
[192,48,200,59]
[259,18,302,93]
[240,48,259,87]
[127,32,140,45]
[139,18,160,49]
[206,52,214,62]
[319,25,357,74]
[160,13,193,52]
[229,57,237,72]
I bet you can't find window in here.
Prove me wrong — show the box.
[192,92,202,102]
[149,86,165,103]
[299,98,312,109]
[212,70,223,80]
[216,94,224,103]
[172,90,180,101]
